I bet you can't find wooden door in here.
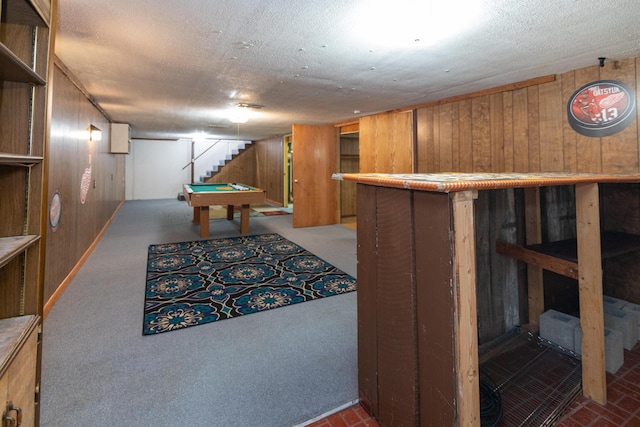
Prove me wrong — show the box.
[291,124,338,227]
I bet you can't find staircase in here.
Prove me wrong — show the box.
[196,140,253,184]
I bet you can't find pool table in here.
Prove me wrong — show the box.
[183,183,266,237]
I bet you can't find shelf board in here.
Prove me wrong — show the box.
[0,235,40,269]
[496,231,640,280]
[0,42,46,84]
[0,153,43,166]
[0,315,38,378]
[526,231,640,263]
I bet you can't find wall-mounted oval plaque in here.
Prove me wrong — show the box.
[49,190,62,231]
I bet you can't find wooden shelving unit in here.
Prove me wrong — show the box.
[0,0,52,425]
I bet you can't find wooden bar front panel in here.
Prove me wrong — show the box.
[356,184,378,414]
[357,184,463,426]
[414,191,456,426]
[375,187,419,426]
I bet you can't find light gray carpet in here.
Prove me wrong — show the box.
[40,199,358,427]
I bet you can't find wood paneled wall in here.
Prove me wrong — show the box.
[44,63,125,303]
[416,57,640,174]
[254,135,285,206]
[360,112,413,173]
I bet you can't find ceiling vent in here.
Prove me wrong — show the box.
[208,124,231,129]
[236,103,264,109]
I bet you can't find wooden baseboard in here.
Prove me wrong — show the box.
[265,197,284,207]
[43,200,125,318]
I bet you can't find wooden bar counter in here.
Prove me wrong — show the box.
[335,172,640,427]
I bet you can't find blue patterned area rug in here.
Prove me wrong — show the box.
[143,233,356,335]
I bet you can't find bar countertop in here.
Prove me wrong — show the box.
[333,172,640,193]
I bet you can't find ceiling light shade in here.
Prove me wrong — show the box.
[228,108,249,123]
[229,115,248,124]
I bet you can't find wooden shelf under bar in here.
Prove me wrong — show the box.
[496,231,640,280]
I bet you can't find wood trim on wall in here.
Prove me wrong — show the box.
[339,123,359,134]
[334,118,360,128]
[53,56,112,122]
[398,75,556,113]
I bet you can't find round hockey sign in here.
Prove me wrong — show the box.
[567,80,636,137]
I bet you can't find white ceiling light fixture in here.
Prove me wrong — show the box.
[228,103,263,124]
[354,0,484,48]
[228,107,249,124]
[229,113,249,124]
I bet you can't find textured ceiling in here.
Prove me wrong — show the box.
[55,0,640,141]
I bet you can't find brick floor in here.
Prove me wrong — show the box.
[311,344,640,426]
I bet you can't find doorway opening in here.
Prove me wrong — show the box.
[340,130,359,229]
[284,135,293,210]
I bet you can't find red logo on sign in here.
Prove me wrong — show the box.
[568,80,636,137]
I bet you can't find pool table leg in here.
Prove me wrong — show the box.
[193,206,200,223]
[240,204,250,234]
[226,204,234,220]
[199,206,210,237]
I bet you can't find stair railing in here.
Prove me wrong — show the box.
[182,139,222,183]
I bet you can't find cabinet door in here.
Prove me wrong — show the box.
[2,327,37,427]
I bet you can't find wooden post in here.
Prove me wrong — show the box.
[199,207,209,237]
[239,205,250,234]
[524,187,544,326]
[191,139,195,184]
[575,183,606,405]
[452,191,480,427]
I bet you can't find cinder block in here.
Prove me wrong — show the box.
[540,309,580,350]
[603,295,627,310]
[603,307,637,350]
[574,326,624,374]
[621,302,640,341]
